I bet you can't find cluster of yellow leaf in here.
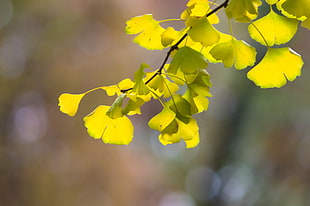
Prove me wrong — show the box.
[58,0,307,148]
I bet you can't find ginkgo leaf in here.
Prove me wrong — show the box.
[101,78,134,96]
[180,0,219,24]
[58,93,86,116]
[210,38,257,69]
[302,18,310,30]
[148,106,176,132]
[247,47,304,88]
[161,27,180,47]
[159,117,200,148]
[125,14,165,50]
[83,105,134,145]
[106,93,126,119]
[123,96,145,115]
[248,9,299,46]
[132,63,151,96]
[168,46,208,83]
[187,70,212,97]
[168,94,192,123]
[266,0,278,4]
[186,16,220,47]
[225,0,262,22]
[146,72,179,98]
[277,0,310,21]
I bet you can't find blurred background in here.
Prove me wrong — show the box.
[0,0,309,205]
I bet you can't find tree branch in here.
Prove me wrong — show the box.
[121,0,230,93]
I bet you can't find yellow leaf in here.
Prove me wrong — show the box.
[180,0,219,24]
[148,106,176,132]
[83,105,134,145]
[101,78,134,96]
[186,16,220,47]
[159,118,200,148]
[58,93,86,116]
[161,27,179,47]
[248,9,299,46]
[225,0,262,22]
[210,38,257,69]
[125,14,165,50]
[247,47,304,88]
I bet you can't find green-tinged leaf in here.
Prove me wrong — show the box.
[248,9,299,46]
[132,63,150,95]
[180,0,219,23]
[225,0,262,22]
[247,47,304,88]
[106,93,126,119]
[168,46,208,83]
[123,96,145,115]
[183,89,210,114]
[148,106,176,132]
[83,105,134,145]
[161,27,179,47]
[210,38,257,69]
[125,14,165,50]
[159,118,200,148]
[58,93,86,116]
[302,18,310,29]
[188,70,212,96]
[168,94,192,122]
[146,72,179,98]
[186,16,220,47]
[277,0,310,21]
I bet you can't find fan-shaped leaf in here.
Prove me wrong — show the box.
[248,9,299,46]
[83,105,134,145]
[210,38,256,69]
[247,47,304,88]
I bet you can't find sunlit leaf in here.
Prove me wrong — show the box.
[247,47,304,88]
[210,38,257,69]
[225,0,262,22]
[125,14,165,50]
[248,9,299,46]
[83,105,134,145]
[180,0,219,24]
[58,93,86,116]
[101,78,134,96]
[266,0,278,4]
[186,16,220,47]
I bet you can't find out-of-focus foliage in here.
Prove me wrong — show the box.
[1,0,310,206]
